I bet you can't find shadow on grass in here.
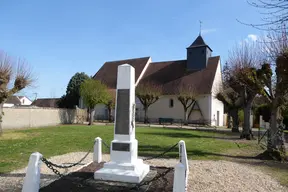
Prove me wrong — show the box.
[138,145,257,160]
[141,132,242,141]
[229,158,288,170]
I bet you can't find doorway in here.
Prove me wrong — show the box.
[217,111,220,126]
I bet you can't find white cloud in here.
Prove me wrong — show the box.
[247,34,258,42]
[239,34,259,45]
[201,28,217,35]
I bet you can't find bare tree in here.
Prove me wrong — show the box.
[176,84,199,125]
[136,82,162,124]
[238,0,288,32]
[0,52,34,135]
[226,42,264,139]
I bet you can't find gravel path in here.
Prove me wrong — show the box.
[0,152,287,192]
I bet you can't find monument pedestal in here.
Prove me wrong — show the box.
[94,158,150,183]
[94,64,150,183]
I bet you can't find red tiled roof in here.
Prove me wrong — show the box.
[93,56,220,96]
[93,57,150,88]
[140,56,220,95]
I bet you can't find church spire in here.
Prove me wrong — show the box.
[199,20,202,36]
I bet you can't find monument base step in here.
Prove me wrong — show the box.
[94,159,150,183]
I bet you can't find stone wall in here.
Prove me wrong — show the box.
[2,107,87,130]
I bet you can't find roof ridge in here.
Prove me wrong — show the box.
[105,56,151,63]
[150,59,187,64]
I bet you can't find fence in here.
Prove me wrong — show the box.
[2,107,87,130]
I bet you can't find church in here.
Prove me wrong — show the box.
[80,35,224,126]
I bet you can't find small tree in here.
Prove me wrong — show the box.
[216,87,242,132]
[105,90,115,122]
[176,84,199,125]
[136,82,162,124]
[0,52,34,135]
[58,72,89,108]
[80,79,109,125]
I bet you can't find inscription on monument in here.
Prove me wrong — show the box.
[112,143,130,152]
[115,89,130,135]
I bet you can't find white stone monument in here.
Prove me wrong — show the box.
[94,64,150,183]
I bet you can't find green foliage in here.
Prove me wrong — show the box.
[58,72,89,108]
[238,110,244,124]
[80,79,109,108]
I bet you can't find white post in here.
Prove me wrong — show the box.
[173,163,186,192]
[173,140,189,192]
[179,140,189,180]
[22,152,42,192]
[93,137,102,163]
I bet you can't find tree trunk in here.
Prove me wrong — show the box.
[231,108,239,132]
[241,101,253,140]
[144,107,148,124]
[269,107,278,150]
[183,108,188,125]
[261,106,287,161]
[89,108,95,126]
[108,108,113,122]
[0,103,3,136]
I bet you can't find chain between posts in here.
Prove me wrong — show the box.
[130,166,173,191]
[143,142,178,161]
[41,140,95,177]
[102,140,110,150]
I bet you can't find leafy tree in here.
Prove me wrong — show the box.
[176,84,199,125]
[136,82,162,124]
[80,79,109,125]
[105,90,115,122]
[58,72,89,108]
[0,52,34,135]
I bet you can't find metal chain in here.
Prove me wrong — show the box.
[41,158,64,177]
[41,140,95,177]
[143,143,178,161]
[130,167,173,191]
[102,140,110,150]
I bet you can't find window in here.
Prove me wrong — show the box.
[169,99,174,108]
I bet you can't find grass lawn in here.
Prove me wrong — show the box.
[1,125,288,186]
[0,125,262,173]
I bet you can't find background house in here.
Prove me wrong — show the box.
[80,35,224,126]
[31,98,60,108]
[4,96,32,107]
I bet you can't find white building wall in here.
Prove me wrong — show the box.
[20,97,32,105]
[211,58,224,126]
[136,95,211,122]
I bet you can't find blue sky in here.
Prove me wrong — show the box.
[0,0,264,100]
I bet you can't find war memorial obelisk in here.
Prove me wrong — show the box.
[94,64,150,183]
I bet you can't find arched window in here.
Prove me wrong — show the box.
[169,99,174,108]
